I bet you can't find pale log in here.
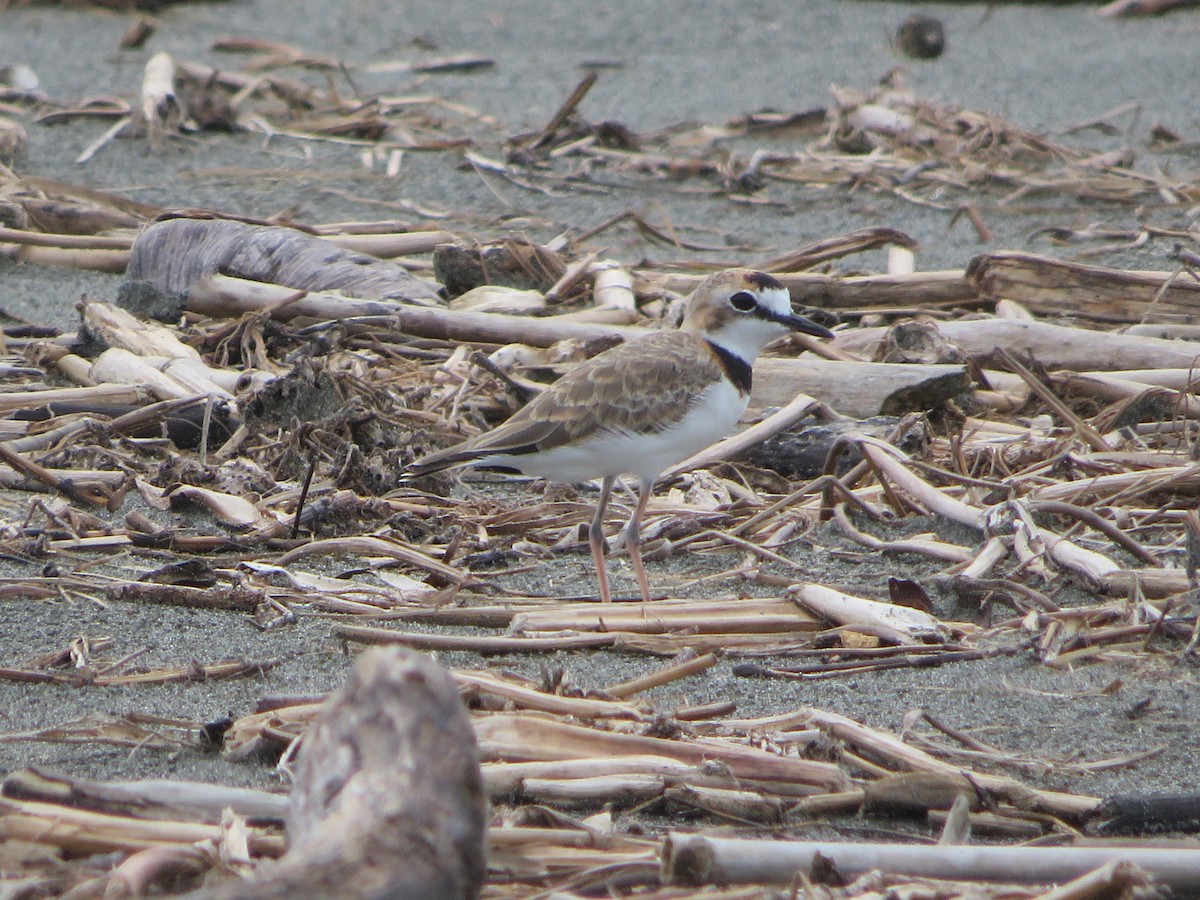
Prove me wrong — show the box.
[0,384,147,413]
[0,244,129,272]
[322,230,458,258]
[662,834,1199,890]
[0,226,134,250]
[649,269,975,310]
[82,300,201,360]
[89,349,195,401]
[833,318,1200,372]
[754,358,969,417]
[969,251,1200,324]
[1055,372,1200,419]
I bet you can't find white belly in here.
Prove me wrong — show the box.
[483,380,748,484]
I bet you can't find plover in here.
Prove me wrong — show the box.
[407,268,834,602]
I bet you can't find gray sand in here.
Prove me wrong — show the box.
[1,0,1198,814]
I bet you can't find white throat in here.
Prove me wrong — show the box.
[704,315,789,365]
[695,284,795,364]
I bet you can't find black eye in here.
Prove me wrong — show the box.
[730,291,757,312]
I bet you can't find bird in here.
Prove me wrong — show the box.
[406,268,835,602]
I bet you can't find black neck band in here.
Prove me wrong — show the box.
[706,341,752,394]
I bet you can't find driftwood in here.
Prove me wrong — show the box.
[127,218,442,306]
[141,52,185,148]
[433,239,565,297]
[651,269,976,311]
[82,300,200,360]
[188,273,646,344]
[662,834,1197,891]
[200,648,487,899]
[3,767,286,823]
[833,317,1200,371]
[753,358,969,417]
[737,416,901,479]
[969,251,1200,324]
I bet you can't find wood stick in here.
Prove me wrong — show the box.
[335,624,621,654]
[82,301,201,360]
[455,670,643,720]
[994,347,1112,452]
[475,712,850,790]
[0,226,134,250]
[321,230,457,258]
[662,835,1196,889]
[857,438,986,530]
[603,652,718,700]
[648,269,976,310]
[833,317,1200,372]
[0,244,129,271]
[141,51,184,148]
[189,273,646,345]
[789,584,949,645]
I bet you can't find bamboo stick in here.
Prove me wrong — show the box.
[662,834,1198,890]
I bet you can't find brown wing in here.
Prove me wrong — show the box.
[408,332,722,474]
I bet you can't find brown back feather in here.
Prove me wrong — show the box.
[408,331,722,474]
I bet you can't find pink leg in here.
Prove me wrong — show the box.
[622,479,653,602]
[589,476,616,603]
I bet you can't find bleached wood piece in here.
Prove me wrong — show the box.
[789,584,949,645]
[82,301,201,360]
[0,244,129,272]
[649,269,975,310]
[1033,524,1122,585]
[89,349,194,401]
[141,52,185,147]
[1056,372,1200,418]
[0,226,134,250]
[858,438,986,530]
[213,649,487,900]
[590,260,638,313]
[1031,465,1200,504]
[321,230,457,258]
[1078,368,1200,390]
[455,670,642,720]
[0,383,148,413]
[754,358,969,417]
[833,318,1200,372]
[969,250,1200,324]
[1,769,286,823]
[662,834,1196,890]
[474,713,850,791]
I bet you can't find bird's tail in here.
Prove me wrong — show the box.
[403,445,486,479]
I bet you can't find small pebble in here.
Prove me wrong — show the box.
[897,15,946,60]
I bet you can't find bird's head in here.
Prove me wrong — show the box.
[681,268,834,360]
